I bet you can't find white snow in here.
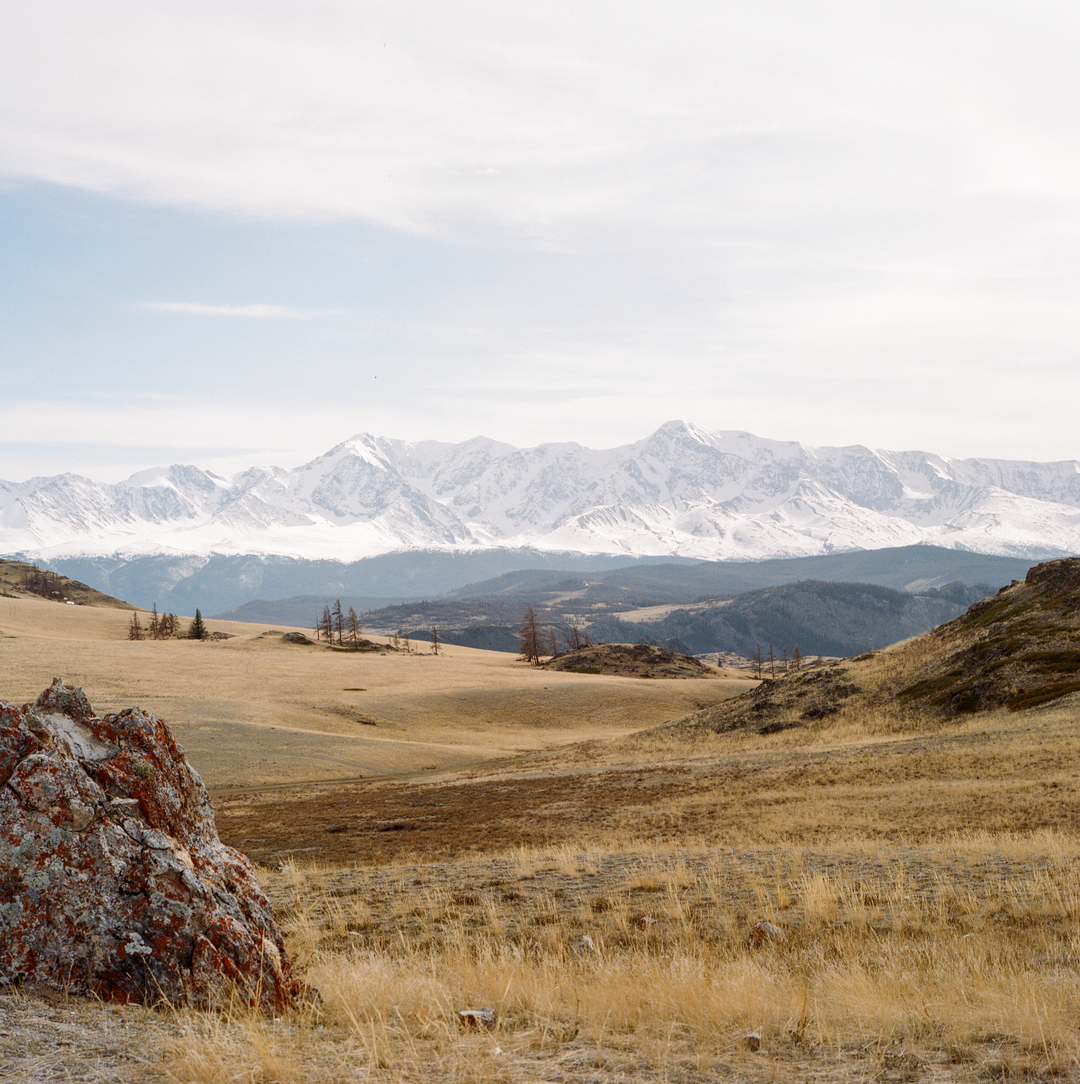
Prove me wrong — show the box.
[4,421,1080,565]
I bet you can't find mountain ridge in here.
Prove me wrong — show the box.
[3,420,1080,565]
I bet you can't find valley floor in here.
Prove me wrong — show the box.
[7,594,1080,1081]
[8,698,1080,1083]
[8,832,1080,1083]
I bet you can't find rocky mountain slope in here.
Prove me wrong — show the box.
[661,557,1080,739]
[4,421,1080,565]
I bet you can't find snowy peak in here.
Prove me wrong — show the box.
[3,422,1080,563]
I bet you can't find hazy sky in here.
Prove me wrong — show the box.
[3,2,1079,481]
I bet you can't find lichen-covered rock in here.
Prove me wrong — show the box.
[0,679,301,1012]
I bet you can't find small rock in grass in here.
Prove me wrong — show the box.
[569,934,596,956]
[746,920,787,947]
[457,1008,497,1030]
[742,1031,762,1052]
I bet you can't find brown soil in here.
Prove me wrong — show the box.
[214,687,1080,868]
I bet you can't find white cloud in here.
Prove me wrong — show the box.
[2,2,1076,245]
[3,2,1080,473]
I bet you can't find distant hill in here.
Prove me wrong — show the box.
[208,546,1034,657]
[583,580,991,658]
[440,545,1037,605]
[0,558,134,609]
[47,549,678,615]
[329,561,1014,660]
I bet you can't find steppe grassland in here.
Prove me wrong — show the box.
[175,699,1080,1082]
[7,596,1080,1081]
[160,829,1080,1084]
[0,595,747,787]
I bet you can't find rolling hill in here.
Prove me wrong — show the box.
[659,556,1080,740]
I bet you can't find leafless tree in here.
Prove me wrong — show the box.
[347,606,362,645]
[519,605,542,664]
[431,626,440,655]
[565,621,590,652]
[23,566,63,600]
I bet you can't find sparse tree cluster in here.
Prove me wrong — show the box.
[752,641,805,678]
[128,603,181,641]
[315,600,366,648]
[148,603,180,639]
[22,567,64,600]
[564,621,591,652]
[519,606,587,664]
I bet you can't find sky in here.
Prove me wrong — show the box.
[3,1,1080,482]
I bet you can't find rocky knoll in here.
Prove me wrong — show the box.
[655,557,1080,741]
[544,643,714,678]
[0,679,300,1011]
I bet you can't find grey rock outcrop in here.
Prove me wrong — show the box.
[0,679,300,1011]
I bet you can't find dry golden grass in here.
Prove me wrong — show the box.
[190,687,1080,1081]
[153,833,1080,1083]
[8,594,1080,1081]
[0,595,749,788]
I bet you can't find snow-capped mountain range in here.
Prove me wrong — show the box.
[3,421,1080,563]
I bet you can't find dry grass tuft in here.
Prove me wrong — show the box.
[153,834,1080,1083]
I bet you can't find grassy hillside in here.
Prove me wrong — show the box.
[656,557,1080,743]
[0,557,134,609]
[0,594,748,790]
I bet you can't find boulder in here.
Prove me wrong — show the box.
[0,679,301,1012]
